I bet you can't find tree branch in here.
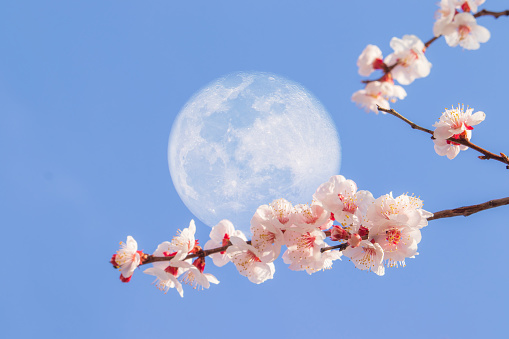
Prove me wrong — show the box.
[377,106,434,134]
[377,106,509,168]
[474,9,509,19]
[428,197,509,220]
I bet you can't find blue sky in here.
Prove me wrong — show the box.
[1,1,508,338]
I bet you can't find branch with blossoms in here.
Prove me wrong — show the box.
[110,174,509,297]
[377,105,509,167]
[110,1,509,299]
[352,1,508,113]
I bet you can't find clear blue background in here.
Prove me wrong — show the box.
[1,1,508,338]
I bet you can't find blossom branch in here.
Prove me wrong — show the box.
[143,240,252,266]
[361,8,508,85]
[377,106,509,168]
[321,196,509,251]
[138,195,509,264]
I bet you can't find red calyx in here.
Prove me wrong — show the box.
[164,265,179,277]
[110,254,119,268]
[358,226,369,237]
[461,2,471,12]
[120,274,132,283]
[447,130,469,145]
[193,257,206,273]
[221,233,231,254]
[372,58,385,70]
[330,225,349,241]
[380,73,393,83]
[190,241,202,254]
[136,250,147,264]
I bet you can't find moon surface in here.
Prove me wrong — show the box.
[169,72,341,233]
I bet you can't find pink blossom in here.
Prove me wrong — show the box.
[282,227,341,274]
[370,224,422,268]
[226,236,275,284]
[367,192,432,230]
[384,35,432,85]
[357,44,385,77]
[204,219,247,267]
[441,12,490,50]
[290,202,333,230]
[313,175,374,227]
[343,240,385,276]
[114,236,142,283]
[352,81,406,113]
[251,198,293,231]
[143,267,185,297]
[433,0,458,37]
[179,257,220,290]
[433,105,485,159]
[143,245,192,297]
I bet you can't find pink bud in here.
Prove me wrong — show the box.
[330,226,349,241]
[348,233,362,248]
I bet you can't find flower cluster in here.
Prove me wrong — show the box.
[111,175,433,296]
[352,35,431,113]
[433,105,485,159]
[434,0,490,50]
[352,1,492,113]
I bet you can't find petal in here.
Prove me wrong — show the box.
[204,273,220,285]
[473,25,490,43]
[468,111,486,126]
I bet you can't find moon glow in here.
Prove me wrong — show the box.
[169,72,341,233]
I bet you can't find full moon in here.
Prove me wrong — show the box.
[169,72,341,233]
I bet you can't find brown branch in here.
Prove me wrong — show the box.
[428,197,509,220]
[321,242,350,253]
[377,106,509,168]
[474,9,509,19]
[377,106,434,134]
[142,241,252,266]
[424,36,440,49]
[361,63,399,84]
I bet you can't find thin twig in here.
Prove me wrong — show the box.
[377,106,434,134]
[474,9,509,19]
[424,36,440,49]
[377,106,509,168]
